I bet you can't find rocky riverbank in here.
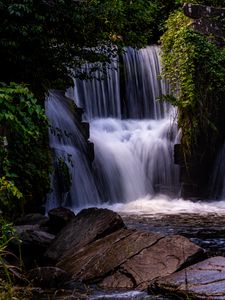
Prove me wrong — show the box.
[7,207,225,299]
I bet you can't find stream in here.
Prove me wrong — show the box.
[45,45,225,299]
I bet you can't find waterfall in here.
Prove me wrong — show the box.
[91,118,179,203]
[122,46,170,119]
[47,46,180,210]
[45,90,100,211]
[211,141,225,199]
[69,46,170,120]
[69,54,121,119]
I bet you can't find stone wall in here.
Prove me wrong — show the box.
[183,3,225,42]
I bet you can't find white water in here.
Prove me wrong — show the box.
[46,46,225,213]
[123,47,169,119]
[70,46,170,120]
[97,195,225,215]
[70,45,180,207]
[45,91,100,211]
[90,117,179,203]
[69,54,121,119]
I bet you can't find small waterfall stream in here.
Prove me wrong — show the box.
[122,47,169,119]
[45,91,100,211]
[66,46,179,208]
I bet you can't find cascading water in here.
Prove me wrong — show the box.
[69,53,121,119]
[91,118,179,204]
[46,45,225,215]
[122,47,169,119]
[66,45,180,208]
[70,46,170,120]
[45,90,100,211]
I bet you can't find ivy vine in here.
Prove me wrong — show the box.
[161,11,225,163]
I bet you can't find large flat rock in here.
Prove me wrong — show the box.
[45,207,125,261]
[149,256,225,299]
[57,228,203,290]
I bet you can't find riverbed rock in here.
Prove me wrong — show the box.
[148,256,225,299]
[45,207,125,261]
[15,213,48,226]
[57,228,203,290]
[15,225,55,249]
[13,225,55,267]
[47,207,75,234]
[27,266,70,288]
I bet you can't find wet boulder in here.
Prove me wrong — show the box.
[45,207,125,262]
[57,228,204,290]
[13,225,55,268]
[15,225,55,249]
[149,256,225,299]
[47,207,75,234]
[15,213,48,226]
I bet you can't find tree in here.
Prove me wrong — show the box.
[0,0,181,97]
[0,0,183,215]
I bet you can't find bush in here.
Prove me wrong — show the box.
[0,83,51,216]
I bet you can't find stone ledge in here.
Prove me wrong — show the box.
[183,3,225,40]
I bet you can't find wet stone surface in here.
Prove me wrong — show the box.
[121,213,225,256]
[32,211,225,299]
[31,287,174,300]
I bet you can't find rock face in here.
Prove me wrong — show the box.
[149,256,225,299]
[57,228,203,290]
[45,207,125,261]
[183,3,225,40]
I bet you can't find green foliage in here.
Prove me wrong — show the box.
[161,11,225,160]
[0,177,23,215]
[0,280,31,300]
[0,217,30,300]
[0,217,20,282]
[0,83,51,215]
[0,0,182,96]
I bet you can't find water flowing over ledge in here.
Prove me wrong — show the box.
[46,46,180,210]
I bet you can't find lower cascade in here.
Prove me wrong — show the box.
[46,46,180,210]
[45,91,100,211]
[91,117,179,203]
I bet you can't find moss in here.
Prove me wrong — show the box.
[161,10,225,160]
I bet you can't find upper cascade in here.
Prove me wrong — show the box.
[68,45,170,121]
[123,46,169,119]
